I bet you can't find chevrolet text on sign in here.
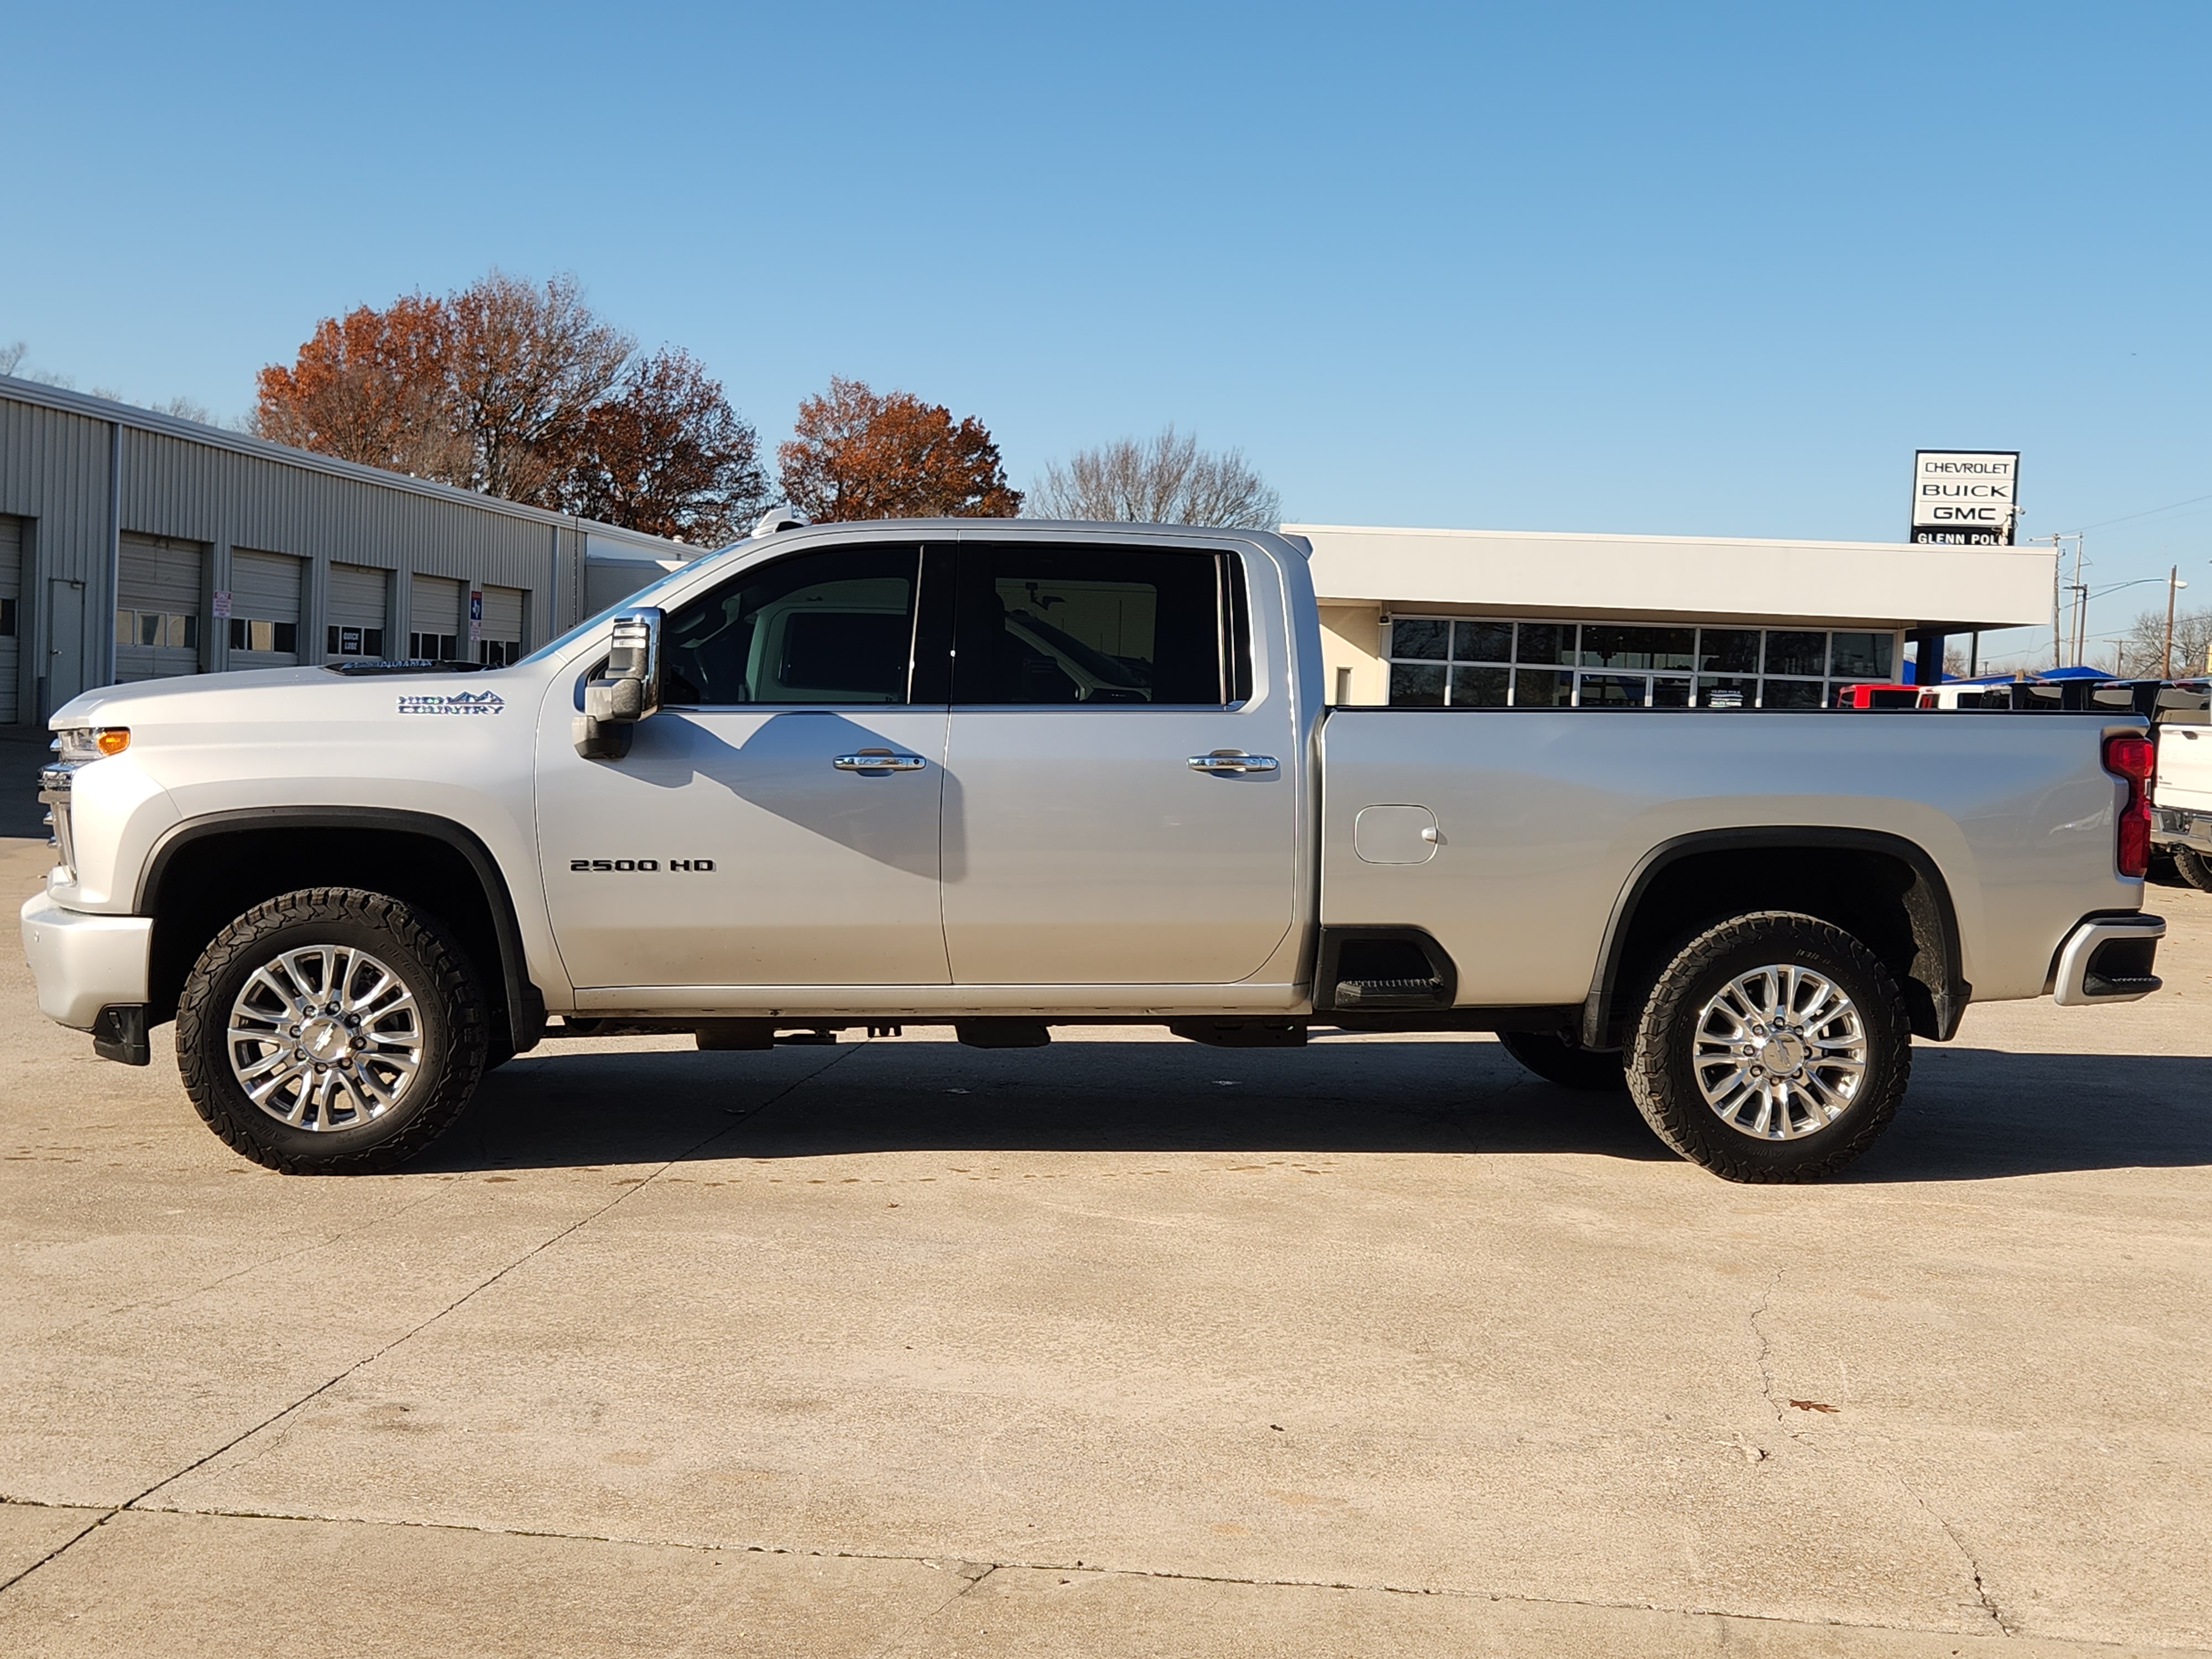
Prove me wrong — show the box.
[1911,451,2020,545]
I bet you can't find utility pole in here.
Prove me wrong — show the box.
[2034,532,2065,669]
[2066,535,2091,666]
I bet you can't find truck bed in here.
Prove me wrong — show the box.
[1317,706,2137,1010]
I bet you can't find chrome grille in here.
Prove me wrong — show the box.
[38,763,81,877]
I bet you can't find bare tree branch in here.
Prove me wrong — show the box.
[2114,603,2212,678]
[1030,426,1281,528]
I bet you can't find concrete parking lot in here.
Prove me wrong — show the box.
[2,827,2207,1657]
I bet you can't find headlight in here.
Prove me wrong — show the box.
[53,727,131,761]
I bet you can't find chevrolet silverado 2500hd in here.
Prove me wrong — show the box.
[22,521,2166,1182]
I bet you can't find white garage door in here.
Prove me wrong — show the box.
[228,549,303,666]
[410,573,463,661]
[477,583,524,666]
[0,515,22,723]
[327,564,389,659]
[116,533,205,683]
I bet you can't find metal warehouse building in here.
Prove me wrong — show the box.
[0,375,691,726]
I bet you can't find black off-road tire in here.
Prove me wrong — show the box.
[176,888,488,1175]
[1498,1030,1628,1091]
[2175,847,2212,893]
[1626,911,1910,1183]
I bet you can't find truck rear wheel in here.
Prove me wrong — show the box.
[1626,911,1909,1182]
[2175,848,2212,893]
[1496,1030,1627,1091]
[175,888,488,1175]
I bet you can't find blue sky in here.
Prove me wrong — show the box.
[3,2,2206,662]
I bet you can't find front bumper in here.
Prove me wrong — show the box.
[2052,912,2164,1008]
[20,890,153,1029]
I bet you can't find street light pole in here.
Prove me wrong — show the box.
[2166,564,2180,680]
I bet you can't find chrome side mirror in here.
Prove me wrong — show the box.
[573,607,663,759]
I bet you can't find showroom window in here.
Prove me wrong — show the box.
[1386,619,1895,708]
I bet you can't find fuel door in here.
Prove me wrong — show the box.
[1353,804,1440,864]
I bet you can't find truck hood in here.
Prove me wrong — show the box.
[50,665,528,732]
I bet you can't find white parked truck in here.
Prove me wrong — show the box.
[2149,680,2212,891]
[22,522,2167,1181]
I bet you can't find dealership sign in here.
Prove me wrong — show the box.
[1911,451,2019,545]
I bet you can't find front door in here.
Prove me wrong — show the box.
[939,541,1300,985]
[537,543,949,988]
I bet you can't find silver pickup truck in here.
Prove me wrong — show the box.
[21,521,2165,1182]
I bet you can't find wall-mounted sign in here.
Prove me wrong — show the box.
[1911,451,2019,545]
[211,589,232,619]
[468,588,483,644]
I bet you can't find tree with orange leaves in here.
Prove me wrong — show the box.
[253,294,470,481]
[778,377,1021,523]
[558,348,770,544]
[254,271,633,505]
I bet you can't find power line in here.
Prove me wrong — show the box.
[2060,488,2212,535]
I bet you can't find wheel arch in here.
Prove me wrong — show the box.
[137,807,542,1056]
[1581,827,1968,1051]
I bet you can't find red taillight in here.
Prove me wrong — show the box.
[2104,734,2155,878]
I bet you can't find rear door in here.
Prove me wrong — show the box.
[939,539,1298,985]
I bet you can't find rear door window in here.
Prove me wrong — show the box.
[660,545,921,706]
[951,545,1235,706]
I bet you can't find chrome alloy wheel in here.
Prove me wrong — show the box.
[1691,963,1867,1140]
[225,945,425,1130]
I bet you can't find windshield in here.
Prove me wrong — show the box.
[514,558,720,668]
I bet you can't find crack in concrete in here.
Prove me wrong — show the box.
[1749,1264,1785,1425]
[0,1046,856,1601]
[1741,1272,2006,1636]
[1887,1468,2014,1637]
[0,1495,2042,1645]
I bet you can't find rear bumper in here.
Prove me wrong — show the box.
[2052,912,2164,1007]
[2154,806,2212,855]
[19,890,152,1030]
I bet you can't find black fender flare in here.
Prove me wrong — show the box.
[1580,825,1969,1049]
[137,806,541,1053]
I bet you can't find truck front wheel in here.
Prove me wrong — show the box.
[2174,848,2212,893]
[175,888,488,1175]
[1626,911,1909,1182]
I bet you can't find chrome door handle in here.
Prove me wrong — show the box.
[1186,752,1279,774]
[833,752,927,772]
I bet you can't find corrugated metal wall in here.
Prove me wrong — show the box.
[0,378,695,722]
[0,393,112,717]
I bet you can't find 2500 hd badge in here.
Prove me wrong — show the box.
[569,858,716,872]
